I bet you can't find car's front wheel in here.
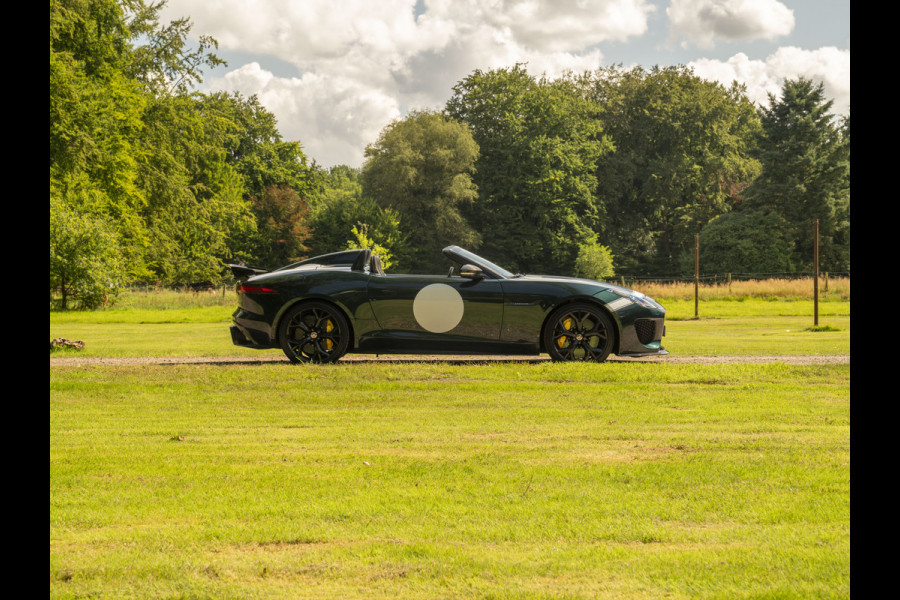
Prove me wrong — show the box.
[543,303,615,362]
[279,301,350,364]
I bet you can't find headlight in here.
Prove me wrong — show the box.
[611,289,660,309]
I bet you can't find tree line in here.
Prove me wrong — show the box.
[50,0,850,309]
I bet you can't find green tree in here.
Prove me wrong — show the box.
[50,0,255,288]
[692,209,796,274]
[124,0,225,95]
[50,194,128,310]
[201,92,321,200]
[247,186,312,269]
[50,0,152,280]
[307,166,367,256]
[743,78,850,271]
[197,92,322,267]
[306,166,407,267]
[136,93,255,284]
[50,0,132,77]
[446,66,610,275]
[50,1,322,289]
[361,110,480,273]
[581,65,761,275]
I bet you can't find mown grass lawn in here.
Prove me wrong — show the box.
[50,292,850,599]
[51,362,849,599]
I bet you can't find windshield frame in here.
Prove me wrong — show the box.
[442,246,516,279]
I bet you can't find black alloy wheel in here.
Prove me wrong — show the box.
[543,303,615,362]
[279,302,350,363]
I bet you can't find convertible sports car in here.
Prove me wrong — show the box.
[228,246,666,363]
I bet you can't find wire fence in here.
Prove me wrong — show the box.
[607,271,850,286]
[118,271,851,292]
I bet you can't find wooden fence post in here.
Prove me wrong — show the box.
[814,219,819,326]
[694,233,699,319]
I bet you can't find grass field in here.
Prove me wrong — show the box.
[50,285,850,599]
[49,282,849,359]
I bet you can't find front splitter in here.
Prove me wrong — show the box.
[616,348,670,358]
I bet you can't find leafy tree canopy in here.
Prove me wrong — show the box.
[306,166,408,270]
[346,223,397,271]
[50,194,129,309]
[362,110,480,273]
[51,1,850,309]
[743,78,850,271]
[447,65,610,275]
[50,0,321,300]
[579,65,762,276]
[246,186,312,270]
[691,209,796,275]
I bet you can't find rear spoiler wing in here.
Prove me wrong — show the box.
[227,264,268,280]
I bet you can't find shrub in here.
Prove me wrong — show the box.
[50,198,128,310]
[346,223,396,271]
[574,236,615,280]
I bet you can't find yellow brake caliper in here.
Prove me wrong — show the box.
[324,319,334,350]
[556,317,574,348]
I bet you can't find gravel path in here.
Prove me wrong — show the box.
[50,354,849,367]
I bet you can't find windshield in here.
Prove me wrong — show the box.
[445,246,516,279]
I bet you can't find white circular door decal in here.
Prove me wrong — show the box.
[413,284,464,333]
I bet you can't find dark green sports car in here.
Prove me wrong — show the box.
[229,246,667,363]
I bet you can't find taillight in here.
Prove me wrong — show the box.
[239,285,279,294]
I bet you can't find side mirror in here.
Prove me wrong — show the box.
[459,264,485,279]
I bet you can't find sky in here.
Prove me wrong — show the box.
[159,0,850,168]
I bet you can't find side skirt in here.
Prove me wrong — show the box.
[355,337,540,355]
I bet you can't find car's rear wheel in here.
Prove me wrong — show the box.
[543,303,615,362]
[279,301,350,364]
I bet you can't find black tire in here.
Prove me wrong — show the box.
[279,301,350,364]
[543,303,615,362]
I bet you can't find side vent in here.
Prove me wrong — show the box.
[634,318,661,344]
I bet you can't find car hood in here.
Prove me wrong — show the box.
[515,273,613,290]
[515,274,662,307]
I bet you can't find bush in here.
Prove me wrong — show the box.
[346,223,397,271]
[574,236,615,280]
[50,198,127,310]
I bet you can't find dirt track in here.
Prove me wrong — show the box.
[50,354,850,367]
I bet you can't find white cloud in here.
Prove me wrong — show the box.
[168,0,653,79]
[435,0,655,52]
[159,1,847,166]
[689,47,850,115]
[166,1,424,62]
[162,0,654,166]
[668,0,795,49]
[210,64,402,167]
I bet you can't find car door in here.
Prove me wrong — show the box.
[366,274,504,340]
